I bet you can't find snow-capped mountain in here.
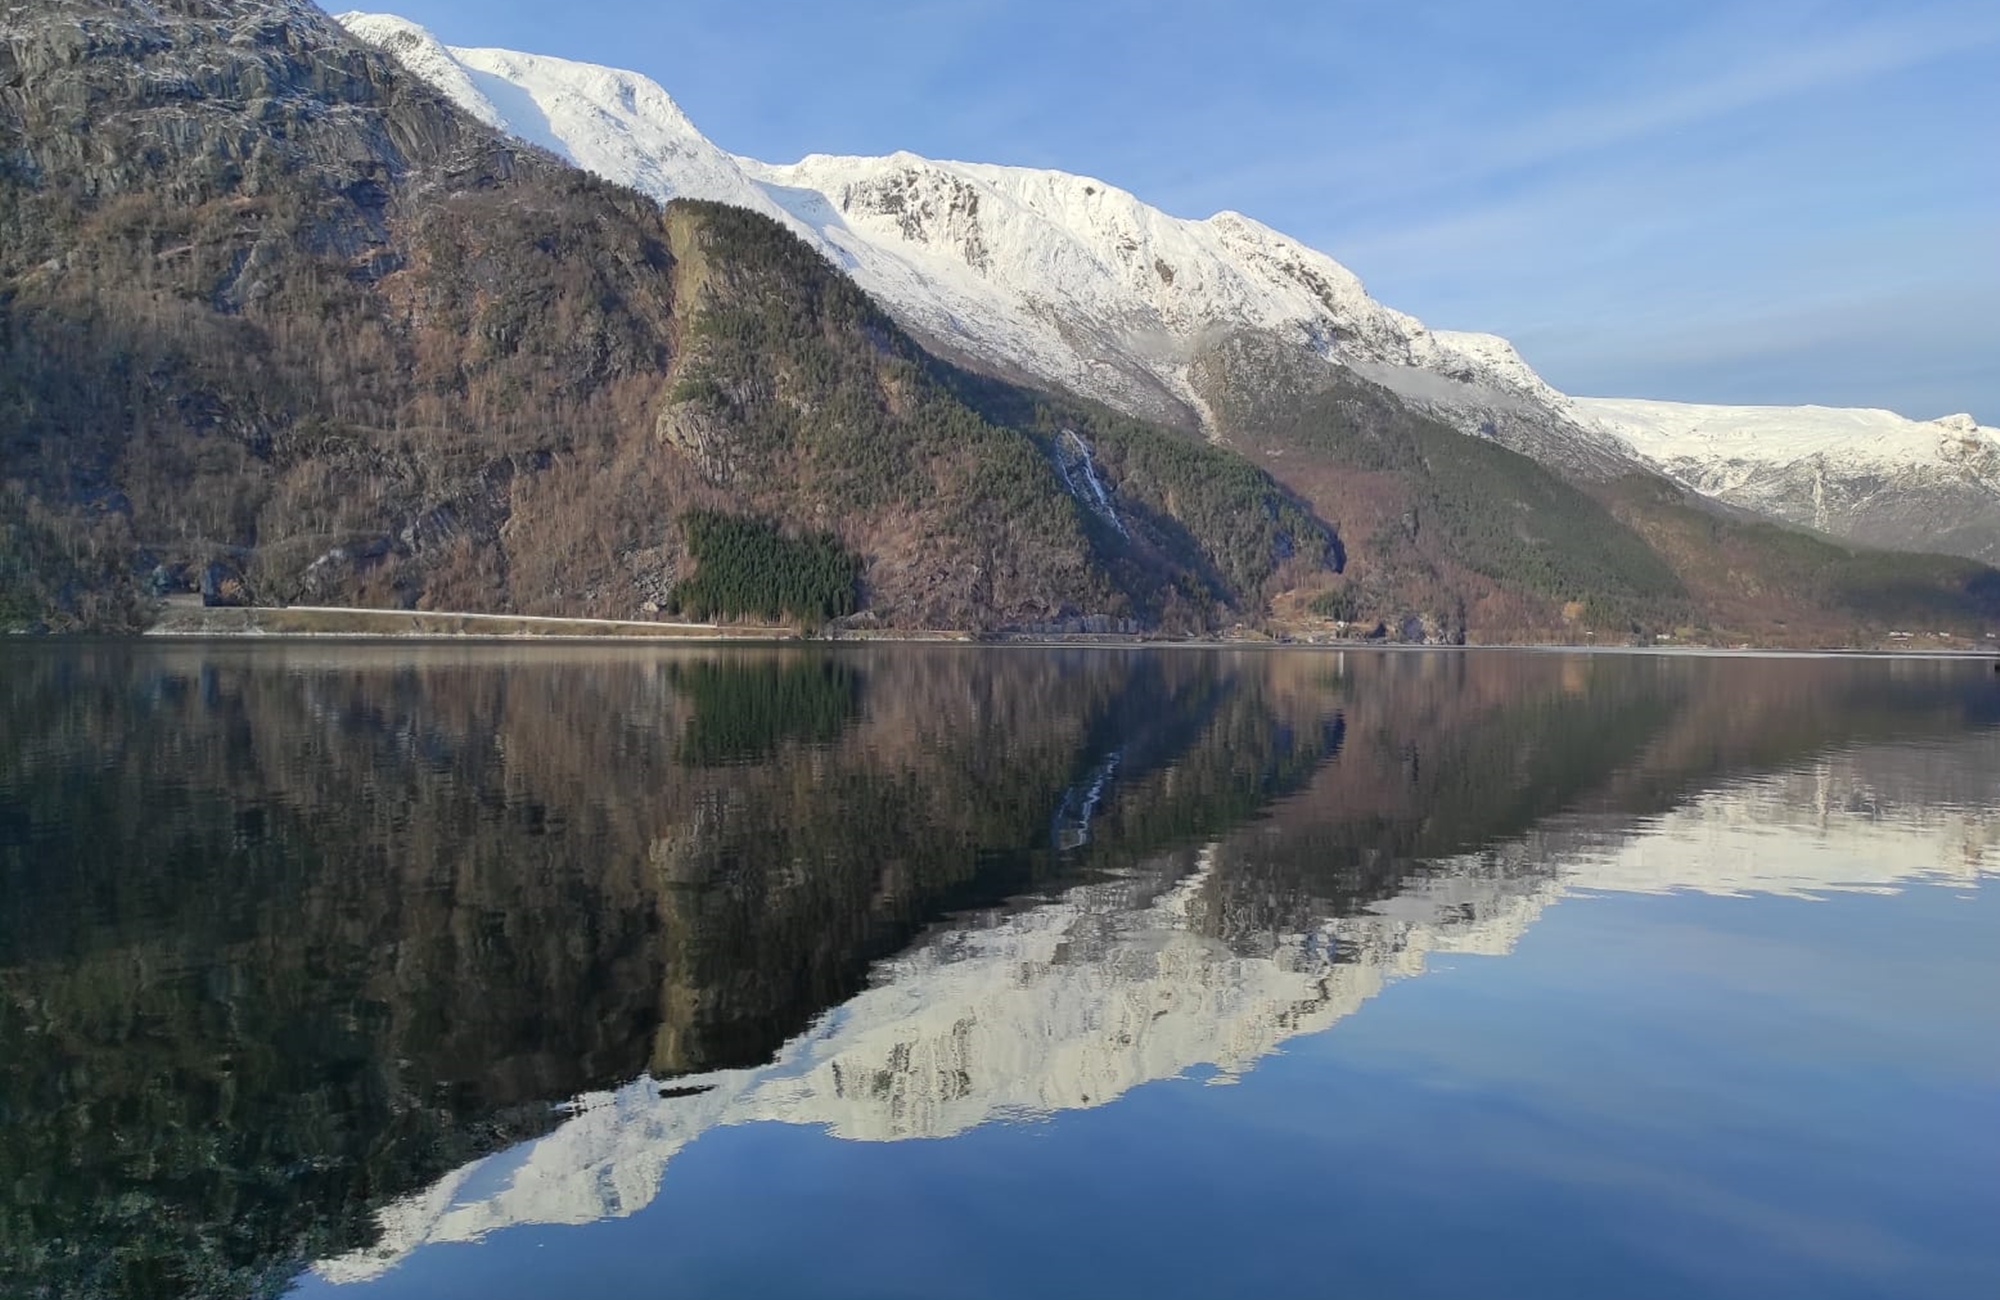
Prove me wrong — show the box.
[337,11,1620,472]
[742,151,1591,452]
[339,12,1999,560]
[1577,399,2000,562]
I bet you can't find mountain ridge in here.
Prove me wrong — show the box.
[335,10,1629,480]
[1579,397,2000,562]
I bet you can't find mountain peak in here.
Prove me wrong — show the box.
[1933,413,1992,439]
[338,10,773,214]
[336,12,504,127]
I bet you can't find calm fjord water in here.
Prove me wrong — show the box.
[2,644,1996,1300]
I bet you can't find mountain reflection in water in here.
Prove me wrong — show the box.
[1,645,1994,1299]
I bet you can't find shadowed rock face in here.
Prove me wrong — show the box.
[2,0,490,242]
[4,643,1997,1298]
[2,0,684,627]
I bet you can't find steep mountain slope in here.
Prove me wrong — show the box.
[1190,330,1687,638]
[0,0,1335,633]
[746,151,1630,470]
[337,11,1999,565]
[1183,327,2000,643]
[1579,399,2000,563]
[336,12,780,219]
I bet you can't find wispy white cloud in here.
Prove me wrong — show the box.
[1460,7,2000,178]
[1177,1,2000,224]
[1270,3,2000,419]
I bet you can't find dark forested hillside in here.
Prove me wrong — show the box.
[649,199,1346,631]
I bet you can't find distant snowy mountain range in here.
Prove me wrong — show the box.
[339,12,2000,561]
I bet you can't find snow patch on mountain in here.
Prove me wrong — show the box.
[337,12,783,219]
[336,12,501,125]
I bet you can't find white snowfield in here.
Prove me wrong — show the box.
[313,743,1996,1284]
[1579,399,2000,484]
[337,13,1997,548]
[1578,400,1996,464]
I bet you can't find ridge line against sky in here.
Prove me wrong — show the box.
[358,0,1998,423]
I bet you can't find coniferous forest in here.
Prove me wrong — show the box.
[669,512,861,625]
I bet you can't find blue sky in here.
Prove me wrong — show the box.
[365,0,1998,421]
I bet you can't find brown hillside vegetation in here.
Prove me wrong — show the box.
[1191,330,2000,645]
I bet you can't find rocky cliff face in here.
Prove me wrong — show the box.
[3,0,683,622]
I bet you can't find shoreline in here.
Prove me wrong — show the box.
[8,633,1996,664]
[4,602,1995,660]
[135,602,800,643]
